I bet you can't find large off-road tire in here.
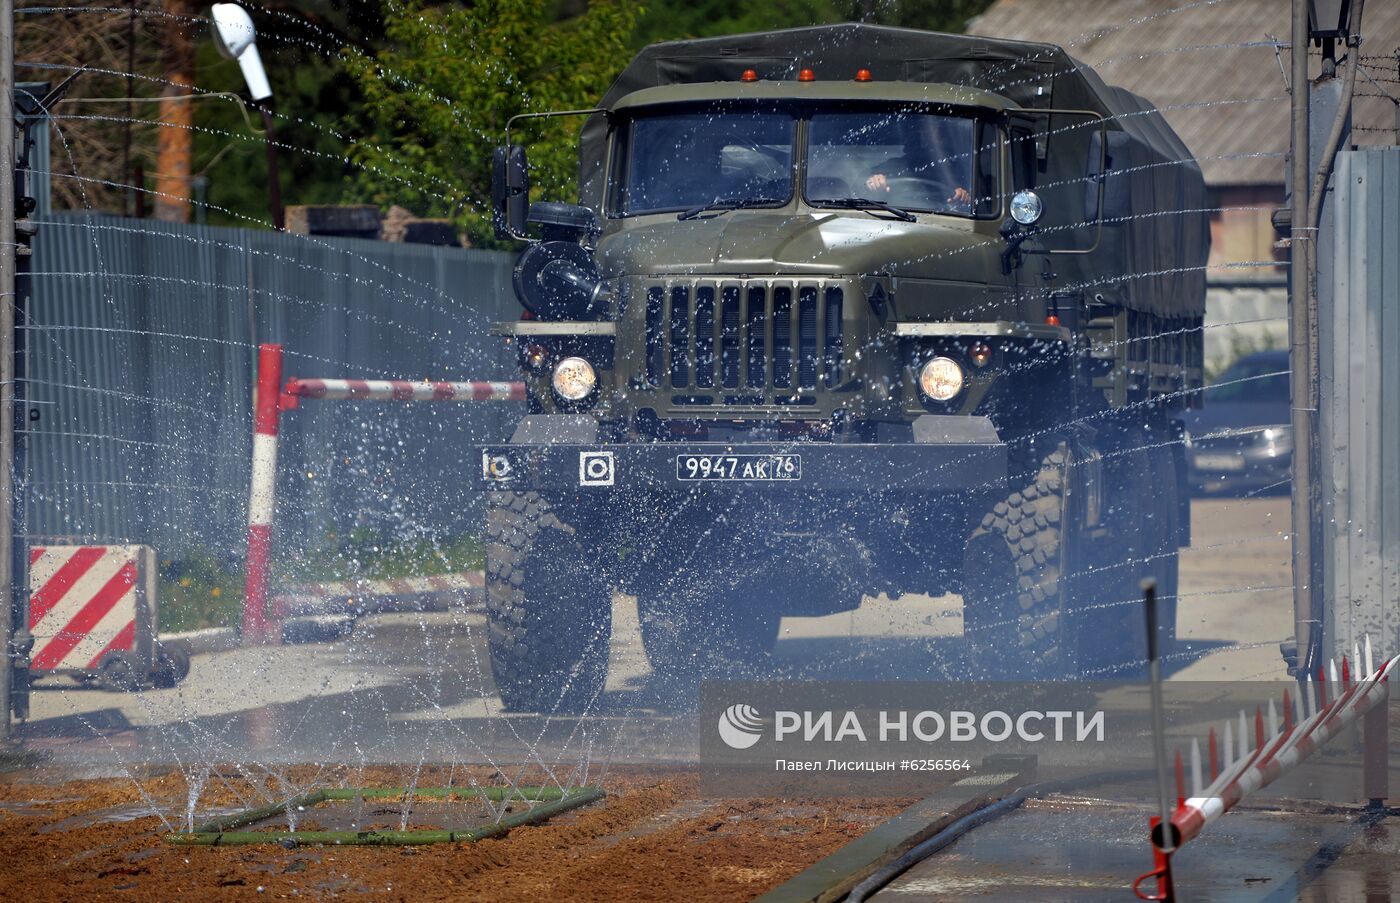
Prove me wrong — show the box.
[485,491,612,714]
[962,442,1078,678]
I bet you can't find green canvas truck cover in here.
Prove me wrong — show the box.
[578,23,1208,320]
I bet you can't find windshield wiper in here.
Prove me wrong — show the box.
[677,196,785,221]
[815,197,916,222]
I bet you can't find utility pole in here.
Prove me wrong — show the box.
[123,0,135,217]
[260,107,284,231]
[0,0,15,742]
[1289,0,1315,686]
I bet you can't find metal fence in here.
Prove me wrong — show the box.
[1321,147,1400,662]
[26,214,521,561]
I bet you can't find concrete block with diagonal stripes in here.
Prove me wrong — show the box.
[28,545,158,680]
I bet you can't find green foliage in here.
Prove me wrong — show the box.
[630,0,842,46]
[196,5,382,228]
[345,0,641,245]
[849,0,996,34]
[277,528,486,583]
[198,1,994,231]
[156,532,486,632]
[630,0,995,47]
[158,551,244,632]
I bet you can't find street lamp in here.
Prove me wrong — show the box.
[1307,0,1352,41]
[211,3,283,230]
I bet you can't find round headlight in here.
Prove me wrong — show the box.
[1010,190,1043,226]
[919,356,965,402]
[552,356,597,401]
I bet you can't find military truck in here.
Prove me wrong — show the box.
[477,24,1208,711]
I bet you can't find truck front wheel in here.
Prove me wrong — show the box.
[485,492,612,714]
[961,442,1081,677]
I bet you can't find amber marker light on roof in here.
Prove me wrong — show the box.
[741,69,759,82]
[855,68,872,81]
[798,68,816,82]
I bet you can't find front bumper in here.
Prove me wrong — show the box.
[474,416,1007,495]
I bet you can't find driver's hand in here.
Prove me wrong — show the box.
[948,187,972,205]
[865,173,890,192]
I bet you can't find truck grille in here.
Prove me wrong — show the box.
[643,280,845,402]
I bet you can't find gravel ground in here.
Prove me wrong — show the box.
[0,765,910,903]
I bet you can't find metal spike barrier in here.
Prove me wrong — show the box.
[1137,634,1395,897]
[1135,569,1395,901]
[1170,648,1396,846]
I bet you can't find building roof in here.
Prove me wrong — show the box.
[967,0,1400,186]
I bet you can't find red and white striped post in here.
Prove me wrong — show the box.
[242,343,284,644]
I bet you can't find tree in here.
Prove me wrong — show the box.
[17,1,165,214]
[629,0,995,50]
[154,0,195,222]
[194,2,384,228]
[345,0,639,245]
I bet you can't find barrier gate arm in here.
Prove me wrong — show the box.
[240,343,524,643]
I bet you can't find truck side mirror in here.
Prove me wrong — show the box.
[492,145,530,241]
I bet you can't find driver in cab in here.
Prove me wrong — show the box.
[863,117,972,210]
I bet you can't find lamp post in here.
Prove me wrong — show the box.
[211,3,283,230]
[0,0,15,741]
[1289,0,1360,683]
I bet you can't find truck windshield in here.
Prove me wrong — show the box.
[615,110,795,215]
[806,110,995,217]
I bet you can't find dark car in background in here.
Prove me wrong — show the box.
[1184,350,1292,495]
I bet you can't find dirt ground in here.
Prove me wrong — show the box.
[0,764,911,902]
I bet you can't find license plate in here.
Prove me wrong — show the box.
[675,454,802,482]
[1194,453,1245,472]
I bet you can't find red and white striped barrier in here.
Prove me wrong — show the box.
[1171,641,1397,846]
[28,545,155,675]
[1137,637,1395,900]
[270,571,484,619]
[241,344,523,645]
[285,378,524,403]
